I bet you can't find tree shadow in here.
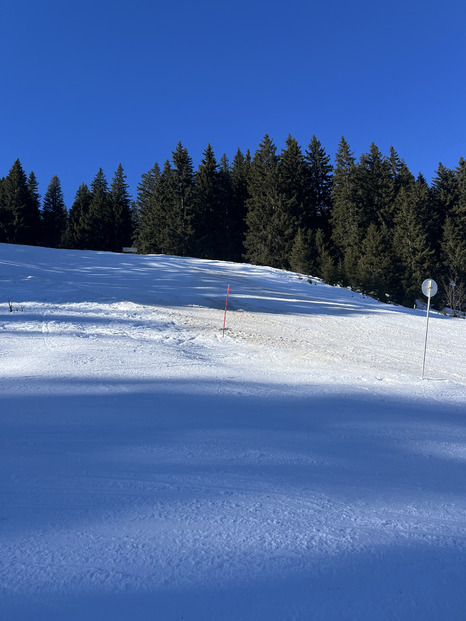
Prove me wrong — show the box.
[0,378,465,620]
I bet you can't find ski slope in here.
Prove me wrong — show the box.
[0,243,465,620]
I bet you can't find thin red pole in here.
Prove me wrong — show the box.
[223,285,230,338]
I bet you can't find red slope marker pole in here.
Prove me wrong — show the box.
[223,285,230,338]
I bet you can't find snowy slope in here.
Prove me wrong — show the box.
[0,243,465,621]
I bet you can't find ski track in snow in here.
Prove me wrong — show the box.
[0,243,465,621]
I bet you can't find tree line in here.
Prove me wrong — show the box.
[1,135,465,313]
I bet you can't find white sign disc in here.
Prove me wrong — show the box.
[422,278,438,298]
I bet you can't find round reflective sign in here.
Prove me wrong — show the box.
[422,278,438,298]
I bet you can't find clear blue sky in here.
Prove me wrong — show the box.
[1,0,465,207]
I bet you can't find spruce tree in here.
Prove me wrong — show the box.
[42,175,67,248]
[153,160,176,254]
[356,143,395,231]
[357,222,393,300]
[456,157,466,225]
[289,228,312,274]
[87,169,113,251]
[27,171,42,244]
[110,164,133,252]
[330,137,359,283]
[0,177,4,239]
[216,153,235,261]
[278,135,309,263]
[313,228,335,283]
[192,144,222,259]
[0,160,41,245]
[229,148,251,262]
[61,183,92,249]
[305,135,333,233]
[439,160,466,309]
[169,142,194,256]
[441,215,466,283]
[429,163,460,272]
[392,178,435,305]
[134,163,161,253]
[244,135,288,267]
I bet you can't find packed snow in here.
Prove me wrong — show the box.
[0,242,465,620]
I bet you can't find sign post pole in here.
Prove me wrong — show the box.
[421,278,438,380]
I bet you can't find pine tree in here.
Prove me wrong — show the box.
[388,146,413,197]
[87,169,113,251]
[305,135,333,233]
[61,183,92,249]
[27,171,42,244]
[439,160,466,305]
[289,228,312,274]
[456,157,466,225]
[330,137,359,283]
[356,143,395,231]
[216,153,235,261]
[0,177,4,238]
[228,148,250,262]
[110,164,133,252]
[357,222,393,300]
[441,215,466,282]
[278,135,309,263]
[192,144,222,259]
[392,178,435,305]
[0,160,41,245]
[134,163,161,253]
[430,164,458,252]
[244,135,288,267]
[315,228,337,284]
[42,176,67,248]
[169,142,194,256]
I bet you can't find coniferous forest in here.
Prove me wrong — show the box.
[1,135,465,313]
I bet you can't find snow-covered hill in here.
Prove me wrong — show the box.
[1,243,465,620]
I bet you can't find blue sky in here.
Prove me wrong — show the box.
[1,0,465,206]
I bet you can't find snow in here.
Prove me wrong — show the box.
[0,242,465,620]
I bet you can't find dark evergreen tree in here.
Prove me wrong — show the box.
[430,163,459,249]
[42,175,67,248]
[152,160,175,254]
[168,142,194,256]
[61,183,92,249]
[216,153,235,261]
[192,144,222,259]
[278,135,309,263]
[305,135,333,233]
[134,163,161,253]
[330,137,359,283]
[289,228,312,274]
[27,171,42,244]
[456,157,466,225]
[244,135,289,267]
[438,159,466,310]
[315,228,337,284]
[0,177,4,238]
[388,146,413,197]
[441,215,466,283]
[0,160,41,245]
[355,143,395,231]
[392,177,436,305]
[87,169,113,251]
[431,163,459,219]
[357,222,393,300]
[228,148,251,262]
[110,164,133,252]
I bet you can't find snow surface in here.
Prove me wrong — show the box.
[0,242,465,620]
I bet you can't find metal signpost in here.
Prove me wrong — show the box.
[421,278,438,380]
